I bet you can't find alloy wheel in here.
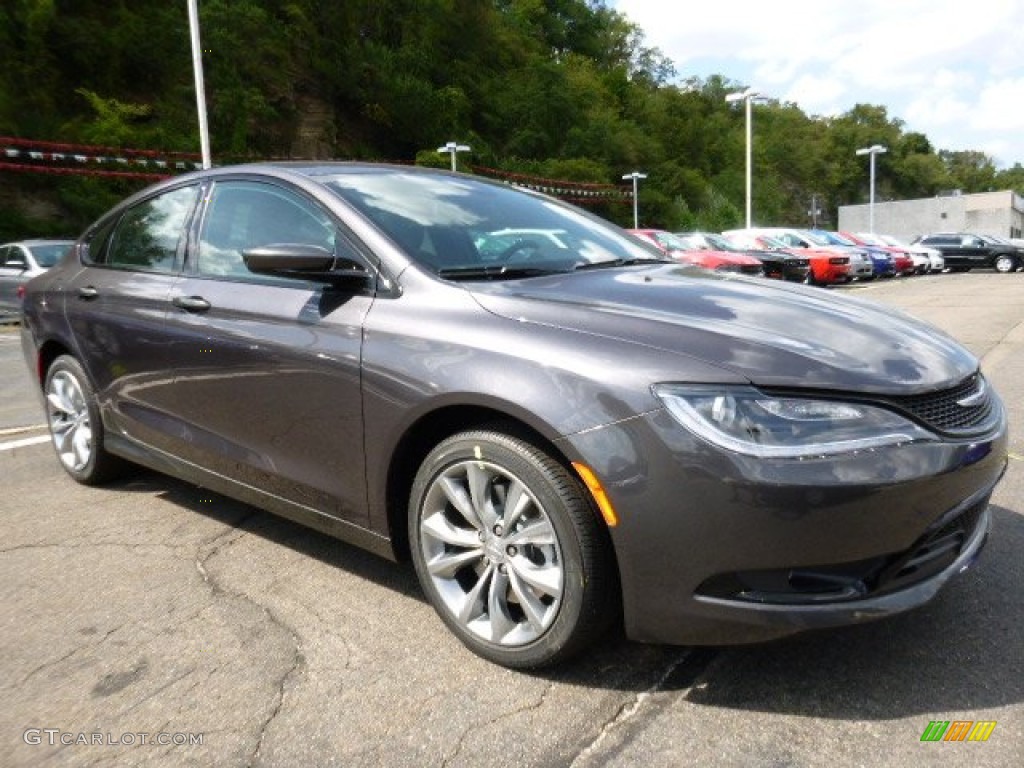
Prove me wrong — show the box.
[418,459,563,646]
[47,369,93,473]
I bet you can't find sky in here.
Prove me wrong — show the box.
[611,0,1024,168]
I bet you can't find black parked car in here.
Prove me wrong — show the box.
[914,232,1023,273]
[20,163,1008,668]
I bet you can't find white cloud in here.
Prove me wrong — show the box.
[782,75,847,117]
[612,0,1024,164]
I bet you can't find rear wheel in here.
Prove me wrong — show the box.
[409,429,616,668]
[44,355,125,485]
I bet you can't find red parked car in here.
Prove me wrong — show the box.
[721,229,851,286]
[627,229,763,276]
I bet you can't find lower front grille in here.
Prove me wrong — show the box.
[697,500,989,605]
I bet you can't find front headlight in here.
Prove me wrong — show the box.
[653,385,935,459]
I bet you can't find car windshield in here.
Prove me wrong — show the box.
[800,231,831,246]
[813,230,854,246]
[703,233,737,251]
[758,235,789,250]
[322,170,661,278]
[673,234,705,250]
[26,242,73,267]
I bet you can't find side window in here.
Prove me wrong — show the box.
[197,181,336,278]
[0,246,9,268]
[106,185,199,272]
[83,217,118,265]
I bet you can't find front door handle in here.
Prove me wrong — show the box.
[78,286,99,300]
[172,295,211,312]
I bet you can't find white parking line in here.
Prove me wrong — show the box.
[0,434,51,452]
[0,424,47,437]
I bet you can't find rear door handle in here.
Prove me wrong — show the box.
[172,295,211,312]
[78,286,99,300]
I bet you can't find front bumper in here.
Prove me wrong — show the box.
[561,406,1008,646]
[813,262,850,284]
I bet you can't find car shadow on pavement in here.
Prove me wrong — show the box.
[114,468,425,599]
[105,472,1022,702]
[107,468,702,692]
[675,504,1023,717]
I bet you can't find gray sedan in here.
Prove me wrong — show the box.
[19,164,1008,668]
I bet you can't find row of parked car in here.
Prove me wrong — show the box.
[3,226,1022,319]
[626,227,1024,286]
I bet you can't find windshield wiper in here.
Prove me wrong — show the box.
[574,257,669,271]
[436,264,563,280]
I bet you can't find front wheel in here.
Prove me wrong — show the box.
[994,254,1017,273]
[44,355,125,485]
[409,429,616,668]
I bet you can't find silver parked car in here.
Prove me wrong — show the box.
[0,239,74,318]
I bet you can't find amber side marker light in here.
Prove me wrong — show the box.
[572,462,619,527]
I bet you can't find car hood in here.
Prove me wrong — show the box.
[467,265,976,393]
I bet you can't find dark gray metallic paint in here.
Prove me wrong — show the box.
[19,163,1009,647]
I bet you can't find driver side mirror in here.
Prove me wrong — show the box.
[243,243,372,285]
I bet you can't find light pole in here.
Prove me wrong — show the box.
[855,144,887,233]
[437,141,471,172]
[187,0,211,169]
[622,171,647,228]
[725,88,763,228]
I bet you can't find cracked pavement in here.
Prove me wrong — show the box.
[1,273,1022,767]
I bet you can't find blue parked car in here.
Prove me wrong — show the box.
[809,230,895,279]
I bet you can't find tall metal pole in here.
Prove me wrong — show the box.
[743,95,752,228]
[437,141,471,172]
[856,145,887,233]
[868,152,877,233]
[726,89,762,228]
[626,176,634,230]
[187,0,211,169]
[622,171,647,228]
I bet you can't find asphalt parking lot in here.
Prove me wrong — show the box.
[1,272,1021,767]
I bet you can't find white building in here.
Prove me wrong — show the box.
[838,190,1024,241]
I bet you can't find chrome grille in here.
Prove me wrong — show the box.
[884,374,994,434]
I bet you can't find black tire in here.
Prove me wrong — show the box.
[44,355,126,485]
[993,254,1016,273]
[408,429,616,668]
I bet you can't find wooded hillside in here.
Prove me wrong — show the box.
[2,0,1022,239]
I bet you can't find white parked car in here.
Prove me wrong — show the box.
[878,235,944,273]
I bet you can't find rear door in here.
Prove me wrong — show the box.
[63,183,202,450]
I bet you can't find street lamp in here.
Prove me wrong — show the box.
[855,144,888,233]
[622,171,647,228]
[187,0,211,169]
[437,141,471,172]
[725,88,764,228]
